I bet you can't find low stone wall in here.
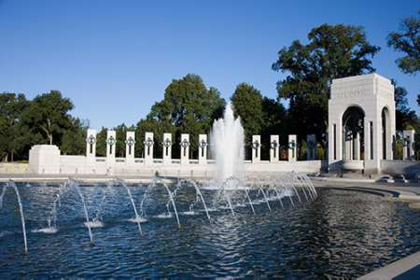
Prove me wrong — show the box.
[381,160,420,178]
[27,145,326,176]
[0,163,31,174]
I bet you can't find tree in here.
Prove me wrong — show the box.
[393,80,418,131]
[60,118,88,155]
[95,127,107,157]
[22,90,74,145]
[272,24,380,141]
[141,74,225,157]
[387,10,420,74]
[231,83,265,142]
[0,93,30,161]
[136,118,176,158]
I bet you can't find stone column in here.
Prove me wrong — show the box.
[364,119,371,162]
[144,132,154,165]
[288,135,297,162]
[86,129,96,162]
[180,134,190,165]
[106,130,116,164]
[252,135,261,163]
[199,134,208,165]
[270,135,279,162]
[125,131,135,164]
[354,132,360,160]
[307,134,316,160]
[162,133,172,165]
[403,130,415,160]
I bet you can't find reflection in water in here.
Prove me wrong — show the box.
[1,184,420,278]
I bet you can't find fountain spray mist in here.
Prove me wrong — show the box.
[211,102,245,182]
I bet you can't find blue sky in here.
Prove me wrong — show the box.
[0,0,418,129]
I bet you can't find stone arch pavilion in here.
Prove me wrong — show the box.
[328,73,396,174]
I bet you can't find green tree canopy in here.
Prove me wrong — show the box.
[387,10,420,74]
[0,93,30,161]
[140,74,225,157]
[22,90,74,145]
[231,83,265,143]
[60,118,89,155]
[272,24,380,140]
[393,80,418,130]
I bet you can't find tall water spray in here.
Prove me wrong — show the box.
[211,103,245,182]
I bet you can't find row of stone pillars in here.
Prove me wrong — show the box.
[251,134,317,162]
[86,129,318,164]
[86,129,209,165]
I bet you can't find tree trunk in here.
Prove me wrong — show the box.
[49,134,53,145]
[11,151,14,162]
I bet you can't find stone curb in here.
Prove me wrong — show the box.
[358,251,420,279]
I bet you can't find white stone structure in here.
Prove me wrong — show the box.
[198,134,208,165]
[403,130,415,160]
[125,131,135,164]
[180,134,190,165]
[144,132,154,165]
[252,135,261,163]
[106,130,116,163]
[29,145,60,174]
[328,73,396,174]
[162,133,172,165]
[86,129,96,162]
[270,135,279,162]
[288,135,297,162]
[307,134,316,160]
[27,73,412,177]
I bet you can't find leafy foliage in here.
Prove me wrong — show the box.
[231,83,264,142]
[0,93,30,161]
[61,118,89,155]
[138,74,225,158]
[387,10,420,74]
[272,24,380,142]
[393,80,418,130]
[21,90,74,145]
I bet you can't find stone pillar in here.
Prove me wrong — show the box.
[288,135,297,162]
[125,131,135,164]
[86,128,96,162]
[106,130,116,163]
[307,134,316,160]
[354,132,360,160]
[344,132,352,160]
[144,132,154,165]
[198,134,208,165]
[270,135,279,162]
[180,134,190,165]
[162,133,172,165]
[403,130,415,160]
[252,135,261,163]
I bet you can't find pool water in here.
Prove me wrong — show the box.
[1,182,419,278]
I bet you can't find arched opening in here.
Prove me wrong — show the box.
[382,107,391,160]
[342,106,365,160]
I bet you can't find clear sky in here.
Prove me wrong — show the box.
[0,0,419,129]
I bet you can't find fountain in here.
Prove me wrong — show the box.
[211,102,245,182]
[0,103,325,278]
